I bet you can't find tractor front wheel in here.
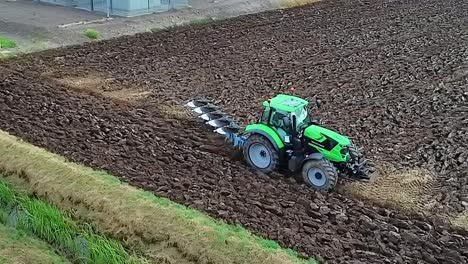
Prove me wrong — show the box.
[301,159,338,190]
[348,143,363,163]
[243,134,280,174]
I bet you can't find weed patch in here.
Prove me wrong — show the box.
[0,36,17,49]
[84,29,100,40]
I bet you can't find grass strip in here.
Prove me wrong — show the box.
[0,222,70,264]
[0,130,317,264]
[0,179,144,264]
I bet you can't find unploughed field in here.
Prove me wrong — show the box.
[1,0,468,263]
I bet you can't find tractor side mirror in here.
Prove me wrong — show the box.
[309,96,322,110]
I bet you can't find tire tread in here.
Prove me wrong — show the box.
[243,134,280,174]
[301,158,338,190]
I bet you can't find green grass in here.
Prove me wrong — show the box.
[0,36,17,49]
[84,29,100,40]
[0,180,144,264]
[0,223,70,264]
[0,130,317,264]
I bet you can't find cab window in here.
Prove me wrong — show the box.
[270,110,292,133]
[261,107,270,124]
[294,107,310,130]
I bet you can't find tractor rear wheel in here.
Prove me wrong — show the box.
[243,134,280,174]
[301,159,338,190]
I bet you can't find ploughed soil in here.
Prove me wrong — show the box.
[1,0,468,263]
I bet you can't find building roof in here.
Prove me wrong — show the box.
[262,94,309,112]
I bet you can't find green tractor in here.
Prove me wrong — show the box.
[186,94,373,190]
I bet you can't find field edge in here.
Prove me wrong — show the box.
[0,178,145,264]
[0,129,317,264]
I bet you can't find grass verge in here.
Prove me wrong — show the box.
[0,179,143,264]
[0,130,316,264]
[0,36,17,49]
[0,222,70,264]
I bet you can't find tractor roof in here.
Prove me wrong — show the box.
[263,94,309,112]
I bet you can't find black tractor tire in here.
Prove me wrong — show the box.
[301,159,338,190]
[243,134,280,175]
[348,143,362,163]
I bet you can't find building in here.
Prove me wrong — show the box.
[37,0,188,17]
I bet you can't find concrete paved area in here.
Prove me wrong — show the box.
[0,0,293,56]
[0,1,101,29]
[0,0,101,53]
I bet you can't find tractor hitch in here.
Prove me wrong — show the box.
[345,158,373,181]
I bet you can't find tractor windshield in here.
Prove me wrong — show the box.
[294,107,311,130]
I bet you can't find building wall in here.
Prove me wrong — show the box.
[39,0,73,5]
[37,0,188,16]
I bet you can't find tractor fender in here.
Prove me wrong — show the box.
[245,129,282,152]
[302,153,324,164]
[244,124,285,150]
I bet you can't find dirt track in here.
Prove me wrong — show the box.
[1,0,468,263]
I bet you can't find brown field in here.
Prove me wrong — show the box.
[1,0,467,263]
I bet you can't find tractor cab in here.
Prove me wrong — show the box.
[260,94,312,144]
